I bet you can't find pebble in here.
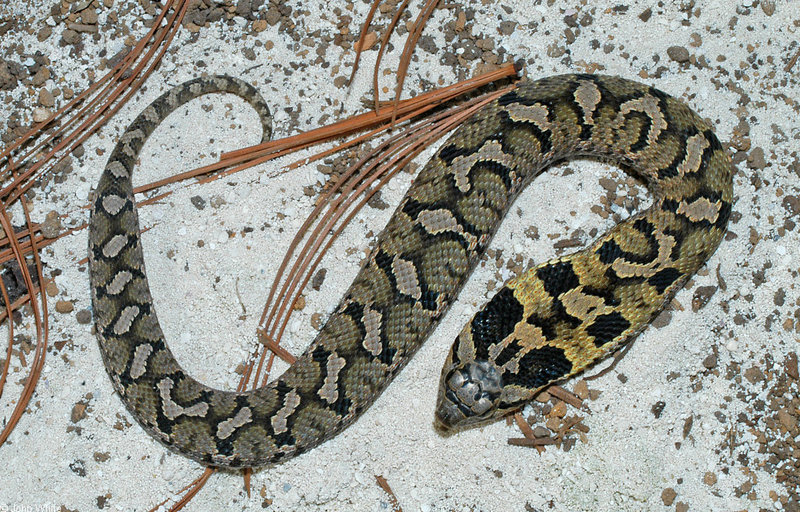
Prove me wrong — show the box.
[747,147,767,170]
[667,46,690,63]
[55,300,74,314]
[70,402,87,423]
[37,26,52,41]
[40,210,62,238]
[32,107,53,123]
[532,426,550,438]
[31,66,50,87]
[76,309,92,325]
[45,281,59,297]
[661,487,677,506]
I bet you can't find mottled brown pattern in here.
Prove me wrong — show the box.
[89,74,733,467]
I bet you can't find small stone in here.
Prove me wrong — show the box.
[549,401,567,418]
[651,401,666,418]
[71,402,87,423]
[532,426,550,438]
[40,210,62,238]
[638,7,652,21]
[704,471,717,486]
[39,88,55,108]
[333,76,348,88]
[667,46,690,63]
[761,0,775,15]
[498,20,516,35]
[312,268,327,291]
[777,408,794,430]
[37,26,52,41]
[265,7,281,25]
[702,352,717,369]
[45,281,59,297]
[310,312,324,330]
[682,415,693,438]
[55,300,74,314]
[190,195,206,210]
[61,29,80,45]
[356,31,378,52]
[781,195,800,217]
[33,107,53,123]
[661,487,677,506]
[235,0,255,18]
[747,147,767,170]
[785,352,798,380]
[598,177,617,193]
[0,59,17,91]
[691,285,717,312]
[744,366,764,384]
[675,502,689,512]
[76,309,92,325]
[572,380,589,400]
[32,66,50,87]
[294,295,306,311]
[252,19,267,32]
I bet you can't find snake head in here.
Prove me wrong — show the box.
[434,354,505,433]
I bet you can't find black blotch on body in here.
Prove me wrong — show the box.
[438,144,473,165]
[493,339,520,369]
[373,250,397,291]
[526,313,558,341]
[503,345,573,390]
[596,218,659,266]
[341,302,366,341]
[648,268,683,294]
[470,158,515,192]
[621,109,654,153]
[536,261,580,298]
[656,127,697,180]
[471,288,525,360]
[500,109,553,156]
[582,285,621,308]
[586,311,631,347]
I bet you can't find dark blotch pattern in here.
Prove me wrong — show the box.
[586,311,631,347]
[648,268,683,294]
[503,345,573,389]
[472,288,525,360]
[536,261,580,298]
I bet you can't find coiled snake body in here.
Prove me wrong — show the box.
[89,74,733,467]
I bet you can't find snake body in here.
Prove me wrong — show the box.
[89,74,733,467]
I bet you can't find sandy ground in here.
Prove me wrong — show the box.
[1,0,799,510]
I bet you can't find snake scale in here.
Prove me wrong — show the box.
[89,73,733,468]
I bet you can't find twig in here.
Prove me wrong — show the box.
[546,385,583,409]
[507,437,557,448]
[785,47,800,72]
[375,475,403,512]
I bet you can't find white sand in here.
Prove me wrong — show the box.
[1,0,798,510]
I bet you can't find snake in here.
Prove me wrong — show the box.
[88,73,734,468]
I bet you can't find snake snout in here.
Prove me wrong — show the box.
[434,360,503,432]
